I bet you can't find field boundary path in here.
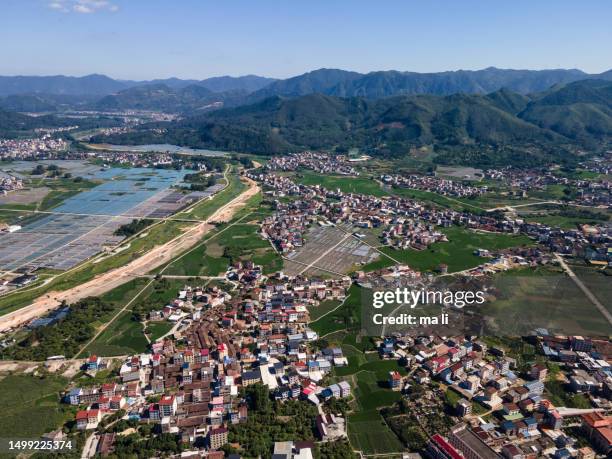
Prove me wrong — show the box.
[554,254,612,327]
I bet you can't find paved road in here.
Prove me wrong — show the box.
[555,254,612,327]
[81,433,98,459]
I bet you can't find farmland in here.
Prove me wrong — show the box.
[364,226,532,273]
[323,330,409,455]
[0,374,72,438]
[295,171,387,197]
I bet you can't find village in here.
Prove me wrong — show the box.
[30,154,609,458]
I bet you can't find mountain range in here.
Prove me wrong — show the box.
[1,68,612,114]
[91,79,612,166]
[0,74,276,97]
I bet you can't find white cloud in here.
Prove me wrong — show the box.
[47,0,119,14]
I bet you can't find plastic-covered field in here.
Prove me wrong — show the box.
[0,168,220,272]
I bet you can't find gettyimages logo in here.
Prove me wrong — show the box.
[362,287,478,336]
[372,288,486,309]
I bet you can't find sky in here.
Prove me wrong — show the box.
[1,0,611,80]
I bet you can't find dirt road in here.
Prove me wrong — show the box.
[0,176,259,332]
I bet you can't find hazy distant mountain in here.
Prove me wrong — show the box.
[0,73,274,98]
[198,75,278,93]
[0,93,99,112]
[0,74,133,96]
[96,80,612,165]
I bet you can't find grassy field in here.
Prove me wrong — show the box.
[147,321,174,341]
[162,222,281,276]
[482,267,611,336]
[348,373,405,455]
[295,171,387,197]
[163,192,281,277]
[309,285,363,337]
[572,266,612,315]
[83,277,206,356]
[85,310,148,356]
[517,209,610,230]
[390,187,484,212]
[324,337,407,455]
[308,299,341,322]
[185,172,246,220]
[364,226,532,273]
[0,374,72,438]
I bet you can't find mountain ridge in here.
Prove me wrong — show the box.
[1,67,610,101]
[92,79,612,165]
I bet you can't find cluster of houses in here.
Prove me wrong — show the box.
[377,333,611,458]
[251,170,610,270]
[484,166,611,209]
[64,260,357,455]
[380,173,486,198]
[0,174,23,194]
[0,134,69,160]
[265,152,359,176]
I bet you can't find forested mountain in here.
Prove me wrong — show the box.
[2,68,610,113]
[93,80,612,164]
[93,83,251,112]
[246,67,612,101]
[519,80,612,144]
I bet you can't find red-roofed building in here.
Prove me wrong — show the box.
[76,409,101,430]
[427,433,464,459]
[389,371,402,391]
[158,395,177,417]
[582,413,612,455]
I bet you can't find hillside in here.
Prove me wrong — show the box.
[94,80,611,165]
[519,80,612,144]
[93,84,248,112]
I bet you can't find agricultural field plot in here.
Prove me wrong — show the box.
[163,221,282,277]
[323,336,407,455]
[516,207,610,230]
[482,270,611,336]
[0,186,51,205]
[364,226,532,273]
[0,167,205,272]
[85,310,148,356]
[83,278,205,357]
[295,171,387,197]
[0,374,72,438]
[283,224,379,277]
[572,266,612,315]
[147,321,174,341]
[309,285,363,337]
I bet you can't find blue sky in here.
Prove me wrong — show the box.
[1,0,611,80]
